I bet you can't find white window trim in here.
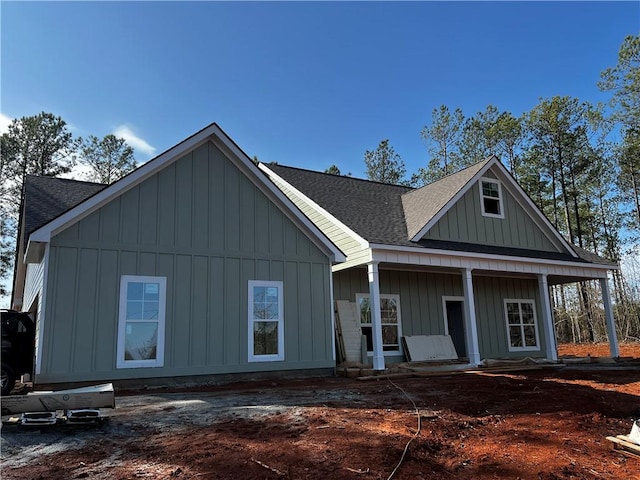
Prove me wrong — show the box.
[504,298,541,352]
[356,293,403,355]
[442,296,465,336]
[479,177,505,219]
[117,275,167,369]
[248,280,285,362]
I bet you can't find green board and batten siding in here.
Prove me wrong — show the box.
[423,174,559,253]
[40,141,334,383]
[333,269,544,360]
[472,275,545,359]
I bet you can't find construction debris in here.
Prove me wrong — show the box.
[0,383,114,415]
[606,420,640,459]
[402,335,458,361]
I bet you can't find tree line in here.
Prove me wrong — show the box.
[340,35,639,344]
[0,113,137,296]
[1,35,638,345]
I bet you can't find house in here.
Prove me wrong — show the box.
[260,158,620,370]
[12,123,620,389]
[11,123,346,387]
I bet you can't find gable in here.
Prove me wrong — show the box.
[26,123,344,264]
[52,142,329,261]
[421,166,563,253]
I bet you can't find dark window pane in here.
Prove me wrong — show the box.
[359,298,371,324]
[124,322,158,360]
[382,325,398,347]
[484,198,500,215]
[524,326,537,346]
[508,312,520,325]
[361,326,373,351]
[509,326,523,347]
[254,321,279,355]
[482,181,499,198]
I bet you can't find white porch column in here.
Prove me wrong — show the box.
[600,277,620,358]
[537,274,558,361]
[367,262,385,370]
[462,268,481,365]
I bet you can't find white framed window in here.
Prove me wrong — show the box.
[356,293,402,354]
[504,299,540,352]
[117,275,166,369]
[479,177,504,218]
[248,280,284,362]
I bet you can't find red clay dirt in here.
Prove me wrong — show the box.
[1,343,639,480]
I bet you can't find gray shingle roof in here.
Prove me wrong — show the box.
[22,175,107,248]
[402,160,490,239]
[266,163,613,266]
[267,164,413,245]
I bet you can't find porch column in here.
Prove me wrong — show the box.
[367,262,385,370]
[462,268,481,365]
[537,274,558,361]
[600,277,620,358]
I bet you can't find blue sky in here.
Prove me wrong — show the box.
[1,1,638,178]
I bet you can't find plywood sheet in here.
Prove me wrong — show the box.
[335,300,362,363]
[403,335,459,361]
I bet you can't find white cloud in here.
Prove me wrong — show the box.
[0,113,13,134]
[113,125,156,158]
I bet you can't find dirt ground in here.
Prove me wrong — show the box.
[1,343,639,480]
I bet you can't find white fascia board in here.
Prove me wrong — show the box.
[29,123,222,243]
[410,159,496,242]
[258,163,368,248]
[368,243,617,273]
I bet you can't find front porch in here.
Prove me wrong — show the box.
[332,251,619,371]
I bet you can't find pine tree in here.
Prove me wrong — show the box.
[363,139,407,185]
[78,134,137,184]
[413,106,465,186]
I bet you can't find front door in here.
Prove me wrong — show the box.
[445,300,466,358]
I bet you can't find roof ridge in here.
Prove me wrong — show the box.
[404,157,492,195]
[26,174,108,187]
[266,163,414,191]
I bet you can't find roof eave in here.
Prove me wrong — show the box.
[368,242,618,271]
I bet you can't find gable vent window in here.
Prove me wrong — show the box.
[480,178,504,218]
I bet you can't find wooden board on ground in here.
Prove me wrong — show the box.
[606,435,640,459]
[335,301,363,363]
[402,335,458,361]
